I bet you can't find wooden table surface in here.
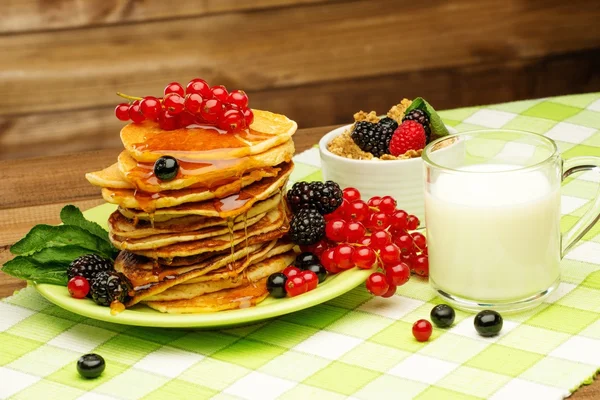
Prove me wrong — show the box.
[0,125,597,398]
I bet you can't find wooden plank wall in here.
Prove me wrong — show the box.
[1,0,599,160]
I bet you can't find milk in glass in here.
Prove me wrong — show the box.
[425,164,561,301]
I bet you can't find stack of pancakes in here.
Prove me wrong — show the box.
[86,110,298,313]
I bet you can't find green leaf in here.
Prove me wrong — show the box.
[10,225,115,258]
[2,257,68,286]
[60,205,110,243]
[405,97,450,138]
[28,245,96,265]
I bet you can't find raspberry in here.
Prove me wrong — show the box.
[388,121,427,157]
[403,109,431,142]
[351,121,395,158]
[289,209,326,245]
[287,181,343,215]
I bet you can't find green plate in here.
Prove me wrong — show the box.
[34,203,371,328]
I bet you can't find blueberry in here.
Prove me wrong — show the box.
[474,310,503,337]
[294,252,320,270]
[430,304,455,328]
[304,263,327,283]
[267,273,287,298]
[77,353,105,379]
[154,156,179,181]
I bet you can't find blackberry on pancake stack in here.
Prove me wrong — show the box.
[86,105,298,313]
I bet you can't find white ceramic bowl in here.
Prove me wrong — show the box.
[318,124,457,223]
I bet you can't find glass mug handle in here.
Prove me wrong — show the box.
[562,156,600,256]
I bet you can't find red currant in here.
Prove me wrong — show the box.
[385,262,410,286]
[401,253,413,267]
[380,244,401,265]
[412,319,433,342]
[326,198,348,222]
[390,210,408,232]
[413,255,429,277]
[325,219,347,242]
[394,234,415,254]
[184,93,203,114]
[368,212,390,230]
[381,284,397,298]
[357,236,371,247]
[132,100,140,106]
[115,103,131,121]
[139,96,162,120]
[186,78,212,98]
[128,104,145,123]
[301,239,329,258]
[282,266,301,278]
[163,93,185,114]
[366,272,389,296]
[407,215,420,230]
[164,82,185,97]
[321,248,340,273]
[347,200,369,223]
[67,276,90,299]
[242,108,254,126]
[343,187,361,203]
[300,270,319,291]
[179,111,197,127]
[345,221,366,243]
[367,196,382,208]
[333,244,354,270]
[411,232,427,250]
[227,90,249,109]
[352,246,376,269]
[370,230,392,249]
[285,276,308,297]
[211,85,229,102]
[218,109,245,132]
[379,196,397,215]
[200,99,223,123]
[158,110,180,130]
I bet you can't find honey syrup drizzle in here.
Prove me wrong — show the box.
[227,218,235,271]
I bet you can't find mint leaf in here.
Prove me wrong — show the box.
[405,97,450,138]
[10,225,115,258]
[60,205,110,243]
[2,257,68,286]
[28,245,96,265]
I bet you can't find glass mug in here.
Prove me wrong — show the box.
[422,130,600,312]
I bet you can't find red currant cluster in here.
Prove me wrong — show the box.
[114,79,253,132]
[282,267,319,297]
[300,187,429,298]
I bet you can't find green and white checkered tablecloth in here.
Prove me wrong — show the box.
[3,93,600,400]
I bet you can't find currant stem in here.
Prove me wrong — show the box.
[116,92,143,101]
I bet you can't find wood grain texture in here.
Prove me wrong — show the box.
[0,0,337,34]
[2,48,599,160]
[1,0,599,116]
[0,126,598,396]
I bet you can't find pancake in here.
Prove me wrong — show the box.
[126,204,287,259]
[110,211,266,251]
[122,109,297,163]
[118,162,292,220]
[86,163,134,189]
[109,193,281,239]
[100,165,282,210]
[118,230,286,306]
[117,139,294,193]
[144,277,271,313]
[145,250,294,302]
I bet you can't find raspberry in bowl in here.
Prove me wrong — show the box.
[318,98,456,223]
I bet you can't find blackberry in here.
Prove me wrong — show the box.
[378,117,398,131]
[350,121,395,158]
[403,109,431,141]
[289,208,325,246]
[287,181,343,215]
[68,254,113,282]
[90,271,132,307]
